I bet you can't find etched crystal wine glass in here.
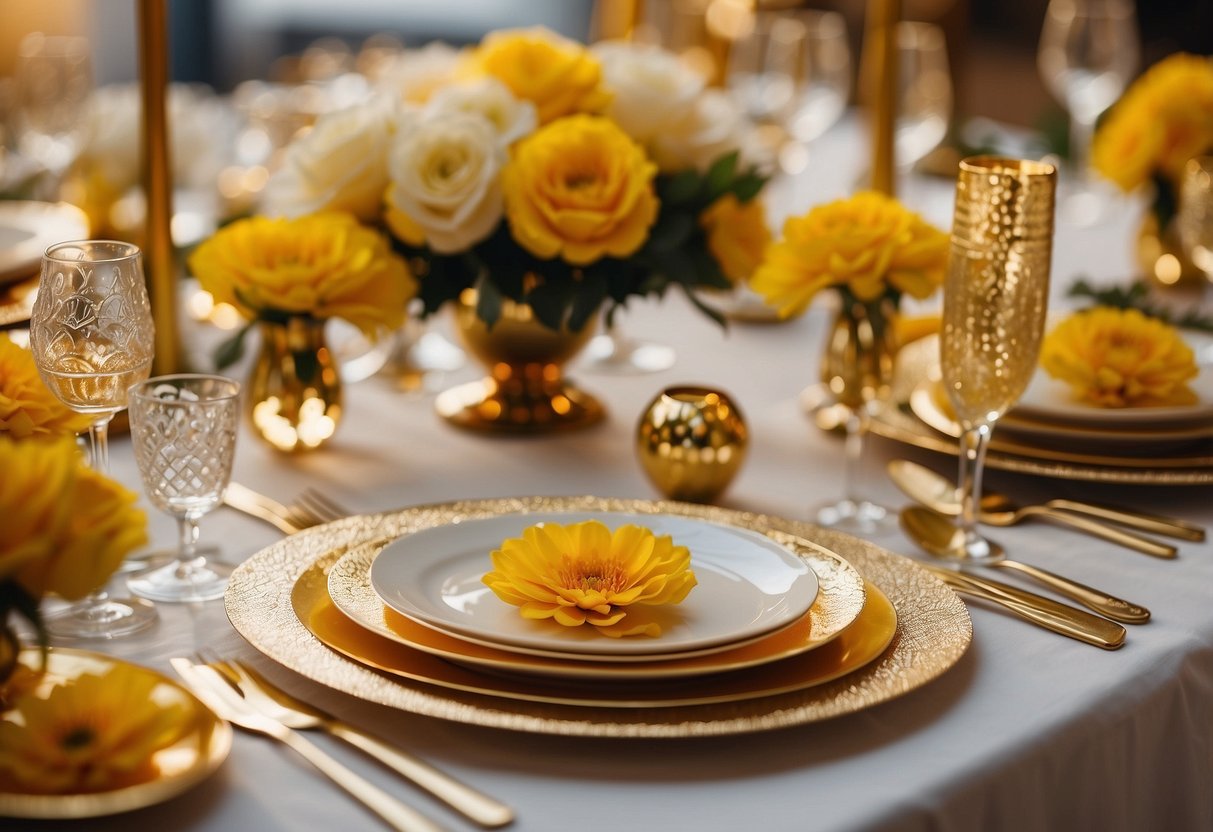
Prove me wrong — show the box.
[939,157,1057,561]
[127,375,239,602]
[30,240,157,637]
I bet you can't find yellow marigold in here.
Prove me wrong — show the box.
[0,335,92,439]
[503,115,659,265]
[1040,307,1199,408]
[473,27,610,124]
[0,436,76,583]
[700,194,772,285]
[187,213,416,338]
[483,520,697,638]
[1093,53,1213,191]
[0,665,190,794]
[750,191,948,318]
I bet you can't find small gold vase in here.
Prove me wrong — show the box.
[636,386,748,503]
[1138,212,1203,287]
[435,291,604,433]
[820,295,899,409]
[248,317,342,452]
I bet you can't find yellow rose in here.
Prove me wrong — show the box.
[503,115,659,265]
[0,335,92,439]
[751,191,948,318]
[700,194,771,285]
[474,27,610,124]
[0,437,76,582]
[188,213,416,338]
[1040,307,1199,408]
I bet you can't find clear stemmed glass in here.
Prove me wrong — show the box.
[939,157,1057,561]
[14,33,93,191]
[1179,156,1213,282]
[127,375,240,603]
[581,315,677,375]
[1037,0,1138,226]
[30,240,157,637]
[895,22,953,175]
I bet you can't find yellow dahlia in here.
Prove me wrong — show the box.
[700,193,772,285]
[751,191,948,318]
[0,335,92,439]
[1040,307,1199,407]
[0,436,77,583]
[187,212,416,338]
[473,27,610,124]
[482,520,697,638]
[0,665,190,794]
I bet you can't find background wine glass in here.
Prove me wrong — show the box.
[13,33,93,195]
[127,375,239,603]
[1179,156,1213,282]
[30,240,157,638]
[939,157,1057,562]
[1037,0,1138,226]
[895,22,953,175]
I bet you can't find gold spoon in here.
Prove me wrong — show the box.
[887,460,1178,559]
[900,505,1151,624]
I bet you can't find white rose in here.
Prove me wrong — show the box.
[592,40,704,143]
[262,97,394,222]
[650,88,753,173]
[377,42,465,105]
[387,112,504,253]
[423,78,536,147]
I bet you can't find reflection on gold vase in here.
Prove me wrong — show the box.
[1138,211,1203,287]
[436,291,604,433]
[248,318,342,452]
[636,385,748,503]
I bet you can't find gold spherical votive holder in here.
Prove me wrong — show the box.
[636,385,748,503]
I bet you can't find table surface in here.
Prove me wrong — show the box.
[17,118,1213,832]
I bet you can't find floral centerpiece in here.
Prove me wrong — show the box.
[0,335,92,439]
[1091,53,1213,281]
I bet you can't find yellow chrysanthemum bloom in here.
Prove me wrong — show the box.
[503,115,659,265]
[483,520,697,638]
[473,27,610,124]
[0,335,92,439]
[1040,308,1199,408]
[0,436,77,582]
[700,194,772,285]
[750,191,948,318]
[0,665,189,794]
[187,213,416,338]
[1093,53,1213,191]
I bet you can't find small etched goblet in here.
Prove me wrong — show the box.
[127,375,240,603]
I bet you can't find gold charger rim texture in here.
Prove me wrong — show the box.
[224,496,973,738]
[0,646,233,820]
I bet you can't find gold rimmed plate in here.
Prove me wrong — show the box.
[0,201,89,286]
[327,532,866,680]
[0,647,231,820]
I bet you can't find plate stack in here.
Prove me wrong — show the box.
[225,498,972,738]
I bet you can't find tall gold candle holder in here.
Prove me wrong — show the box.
[861,0,901,195]
[937,156,1057,561]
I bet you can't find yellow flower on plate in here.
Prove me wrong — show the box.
[700,194,771,285]
[0,665,189,794]
[750,191,948,318]
[0,436,77,583]
[503,115,659,265]
[1040,307,1199,408]
[473,27,610,124]
[0,335,92,439]
[482,520,697,638]
[187,213,416,338]
[1093,53,1213,191]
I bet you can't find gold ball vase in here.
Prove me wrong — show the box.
[636,385,748,503]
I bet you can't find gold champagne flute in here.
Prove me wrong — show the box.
[1179,156,1213,281]
[939,157,1057,561]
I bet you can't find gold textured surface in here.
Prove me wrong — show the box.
[225,497,971,737]
[0,647,231,819]
[326,530,866,679]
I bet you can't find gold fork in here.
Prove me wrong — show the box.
[198,652,514,829]
[223,483,352,534]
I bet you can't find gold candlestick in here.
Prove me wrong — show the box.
[862,0,900,195]
[137,0,180,373]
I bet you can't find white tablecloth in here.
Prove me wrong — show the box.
[22,120,1213,831]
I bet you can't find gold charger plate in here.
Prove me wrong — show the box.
[326,532,868,681]
[0,647,232,820]
[224,497,972,737]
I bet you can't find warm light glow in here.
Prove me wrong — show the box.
[251,395,340,451]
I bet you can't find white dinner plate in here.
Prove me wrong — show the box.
[0,201,90,286]
[368,511,819,657]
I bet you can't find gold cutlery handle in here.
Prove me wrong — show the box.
[223,482,301,535]
[330,724,514,828]
[1033,508,1177,559]
[279,730,450,832]
[1046,499,1205,542]
[990,560,1150,624]
[928,569,1126,649]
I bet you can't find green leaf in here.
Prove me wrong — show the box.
[525,281,572,331]
[705,151,740,199]
[730,172,767,203]
[658,169,702,205]
[214,323,253,370]
[690,248,734,290]
[643,212,695,253]
[569,270,608,333]
[293,348,319,385]
[679,283,728,329]
[475,274,504,329]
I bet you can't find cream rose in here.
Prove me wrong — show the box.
[423,77,537,146]
[378,42,466,104]
[261,97,395,222]
[386,112,505,253]
[591,41,704,143]
[650,88,754,173]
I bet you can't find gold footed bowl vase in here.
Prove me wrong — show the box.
[435,293,604,433]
